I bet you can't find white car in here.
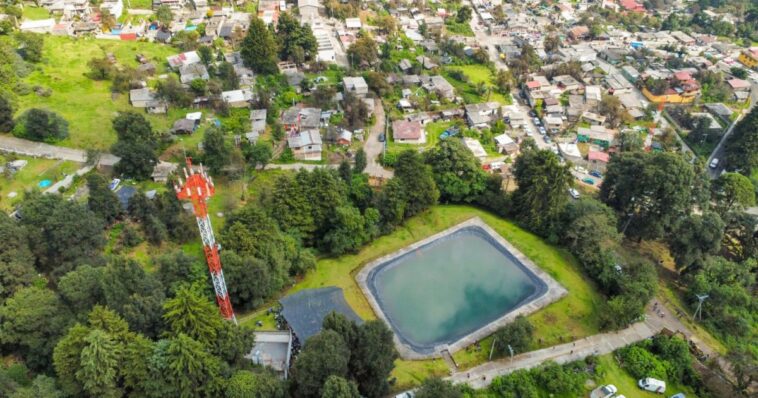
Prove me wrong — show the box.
[574,166,588,174]
[108,178,121,191]
[709,158,719,169]
[568,188,580,199]
[598,384,618,398]
[638,377,666,393]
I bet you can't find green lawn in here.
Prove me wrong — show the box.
[595,354,699,398]
[235,203,603,390]
[0,156,80,211]
[22,6,51,20]
[123,0,154,9]
[15,36,187,150]
[443,65,511,105]
[445,21,474,37]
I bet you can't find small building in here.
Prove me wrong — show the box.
[221,89,253,107]
[287,129,322,161]
[421,75,455,100]
[179,63,210,84]
[298,0,323,21]
[250,109,267,136]
[129,88,155,108]
[392,120,426,144]
[578,126,615,148]
[171,118,198,134]
[345,17,361,30]
[343,76,369,97]
[463,137,487,159]
[568,25,589,40]
[737,48,758,69]
[494,133,518,156]
[552,75,582,92]
[465,102,501,128]
[167,51,201,70]
[581,111,606,126]
[588,150,610,172]
[398,59,413,73]
[151,161,177,183]
[247,331,293,379]
[282,106,321,131]
[558,142,582,163]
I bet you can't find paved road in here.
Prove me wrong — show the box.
[0,135,120,166]
[363,101,394,179]
[706,83,758,179]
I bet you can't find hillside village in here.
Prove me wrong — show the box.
[0,0,756,397]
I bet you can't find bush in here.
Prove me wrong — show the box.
[379,151,398,167]
[617,345,668,380]
[13,108,68,142]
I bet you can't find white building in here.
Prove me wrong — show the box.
[19,19,55,33]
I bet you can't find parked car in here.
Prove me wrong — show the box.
[378,133,385,142]
[582,177,595,185]
[108,178,121,191]
[538,126,547,135]
[709,158,719,169]
[533,117,541,126]
[669,394,685,398]
[543,135,551,143]
[589,170,603,178]
[528,110,537,117]
[568,188,580,199]
[638,378,666,393]
[574,165,588,174]
[597,384,618,398]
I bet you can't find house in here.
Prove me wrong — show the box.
[151,161,178,183]
[392,120,425,144]
[398,59,413,73]
[100,0,123,18]
[336,129,352,145]
[494,133,519,156]
[282,107,321,131]
[737,48,758,69]
[421,75,455,100]
[250,109,267,136]
[343,76,369,97]
[465,102,500,128]
[588,150,610,172]
[247,331,293,379]
[313,29,335,62]
[221,89,253,107]
[558,143,582,163]
[581,111,606,126]
[416,56,437,69]
[621,65,640,83]
[463,137,487,159]
[727,78,751,101]
[671,31,696,46]
[287,129,323,160]
[167,51,201,70]
[705,103,733,121]
[298,0,323,21]
[568,25,589,40]
[544,115,563,131]
[180,63,210,84]
[129,88,155,108]
[619,0,645,13]
[425,16,445,37]
[345,17,361,30]
[171,118,198,134]
[578,125,615,148]
[553,75,582,92]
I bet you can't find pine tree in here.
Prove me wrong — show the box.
[240,17,279,74]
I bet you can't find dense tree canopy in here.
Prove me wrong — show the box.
[424,139,488,203]
[14,108,68,142]
[86,173,122,224]
[277,12,318,64]
[600,152,695,240]
[724,106,758,172]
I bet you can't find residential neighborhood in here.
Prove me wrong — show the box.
[0,0,756,397]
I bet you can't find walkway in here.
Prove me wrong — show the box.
[0,135,120,167]
[448,317,659,389]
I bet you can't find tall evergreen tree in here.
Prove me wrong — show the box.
[162,286,223,347]
[240,17,279,74]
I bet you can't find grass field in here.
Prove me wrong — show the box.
[22,6,51,20]
[443,65,512,105]
[0,156,80,211]
[16,36,186,150]
[124,0,154,9]
[237,202,603,390]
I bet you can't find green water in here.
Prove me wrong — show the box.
[373,229,538,349]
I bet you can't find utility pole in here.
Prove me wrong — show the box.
[174,158,237,324]
[692,294,709,322]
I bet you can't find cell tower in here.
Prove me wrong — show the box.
[174,158,237,324]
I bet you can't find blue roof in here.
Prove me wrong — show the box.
[279,287,363,343]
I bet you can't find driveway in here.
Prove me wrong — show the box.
[363,101,394,179]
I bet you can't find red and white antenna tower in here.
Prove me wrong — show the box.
[174,158,237,324]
